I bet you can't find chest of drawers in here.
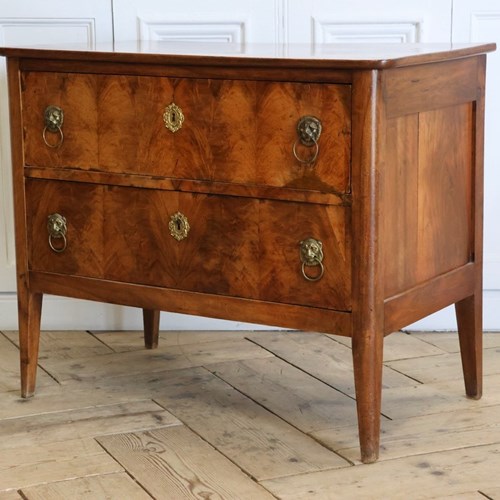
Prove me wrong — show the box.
[0,41,494,463]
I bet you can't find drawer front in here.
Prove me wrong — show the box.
[27,180,351,310]
[23,72,351,194]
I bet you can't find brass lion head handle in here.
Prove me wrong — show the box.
[299,237,324,282]
[293,116,322,165]
[43,105,64,148]
[47,213,67,253]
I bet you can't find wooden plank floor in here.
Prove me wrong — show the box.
[1,329,499,499]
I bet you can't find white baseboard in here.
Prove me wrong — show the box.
[1,290,500,331]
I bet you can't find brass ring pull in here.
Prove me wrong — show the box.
[302,260,324,282]
[42,125,64,148]
[293,137,319,165]
[48,232,67,253]
[43,105,64,148]
[299,237,324,282]
[47,213,67,253]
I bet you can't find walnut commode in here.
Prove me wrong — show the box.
[0,41,494,463]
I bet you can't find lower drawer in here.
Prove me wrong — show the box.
[26,179,351,310]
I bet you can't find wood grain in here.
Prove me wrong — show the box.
[261,443,500,499]
[1,330,500,496]
[28,181,351,311]
[0,333,56,393]
[29,271,352,336]
[350,69,385,463]
[416,103,473,282]
[411,331,500,353]
[383,57,479,118]
[40,338,272,383]
[1,41,495,69]
[383,113,419,297]
[0,400,179,450]
[19,473,151,500]
[23,72,351,194]
[246,331,415,398]
[24,165,349,206]
[98,427,275,499]
[4,330,113,360]
[385,346,500,385]
[152,372,349,480]
[315,403,500,463]
[0,438,123,492]
[383,102,475,301]
[384,264,475,334]
[90,329,265,353]
[207,356,357,433]
[26,179,104,279]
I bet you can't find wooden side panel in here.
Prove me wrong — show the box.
[383,103,474,298]
[416,103,473,282]
[383,58,478,118]
[22,72,351,194]
[383,114,419,297]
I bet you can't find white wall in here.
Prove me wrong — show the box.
[0,0,498,330]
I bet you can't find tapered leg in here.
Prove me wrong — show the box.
[19,291,43,398]
[143,309,160,349]
[352,328,384,464]
[455,293,482,399]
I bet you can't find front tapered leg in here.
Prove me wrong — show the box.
[19,292,43,398]
[352,328,384,463]
[143,309,160,349]
[455,293,482,399]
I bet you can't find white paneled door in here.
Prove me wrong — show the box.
[287,0,452,43]
[112,0,287,43]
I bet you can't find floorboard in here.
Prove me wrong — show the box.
[0,329,499,498]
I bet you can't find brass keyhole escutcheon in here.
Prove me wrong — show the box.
[169,212,190,241]
[299,237,324,282]
[163,103,184,133]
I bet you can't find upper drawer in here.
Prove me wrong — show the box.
[22,72,351,194]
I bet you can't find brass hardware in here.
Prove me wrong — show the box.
[163,103,184,133]
[299,237,324,282]
[169,212,190,241]
[297,116,322,146]
[293,115,322,165]
[47,213,67,253]
[43,105,64,148]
